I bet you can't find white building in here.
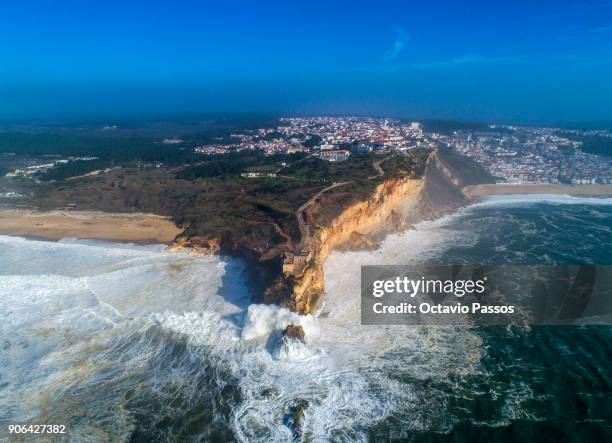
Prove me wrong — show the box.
[318,150,351,162]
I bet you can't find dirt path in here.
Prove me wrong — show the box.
[296,181,353,246]
[368,156,392,179]
[246,220,294,249]
[66,167,120,181]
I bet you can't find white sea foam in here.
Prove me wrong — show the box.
[1,222,485,441]
[473,193,612,208]
[0,235,239,423]
[240,304,317,341]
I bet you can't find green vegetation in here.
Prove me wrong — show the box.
[36,159,113,181]
[0,114,281,164]
[3,119,430,257]
[176,152,307,179]
[244,164,279,173]
[175,158,243,179]
[0,132,197,164]
[303,135,322,148]
[379,150,430,178]
[285,151,428,183]
[283,155,376,182]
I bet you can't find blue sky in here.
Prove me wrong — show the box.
[1,0,611,123]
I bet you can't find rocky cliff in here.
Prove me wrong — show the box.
[407,147,494,223]
[265,176,424,313]
[170,148,492,314]
[265,148,493,314]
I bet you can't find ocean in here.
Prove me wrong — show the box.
[1,195,611,442]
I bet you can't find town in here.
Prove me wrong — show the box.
[194,117,612,184]
[447,126,612,184]
[2,118,611,186]
[194,117,436,160]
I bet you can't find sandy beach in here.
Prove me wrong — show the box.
[463,183,612,199]
[0,209,182,244]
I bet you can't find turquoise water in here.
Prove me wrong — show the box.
[0,195,610,441]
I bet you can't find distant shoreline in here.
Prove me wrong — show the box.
[0,209,182,244]
[463,183,612,199]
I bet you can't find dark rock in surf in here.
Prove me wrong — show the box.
[260,387,276,398]
[282,324,305,343]
[289,400,309,436]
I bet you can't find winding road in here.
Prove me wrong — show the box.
[295,181,353,246]
[293,155,391,247]
[368,155,392,179]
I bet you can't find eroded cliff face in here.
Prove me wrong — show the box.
[407,147,494,223]
[266,177,424,313]
[170,233,282,303]
[266,148,494,314]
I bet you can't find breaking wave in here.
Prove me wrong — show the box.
[1,196,611,441]
[0,229,483,442]
[472,193,612,208]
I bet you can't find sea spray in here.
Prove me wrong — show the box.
[3,196,610,441]
[240,304,316,341]
[0,230,486,442]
